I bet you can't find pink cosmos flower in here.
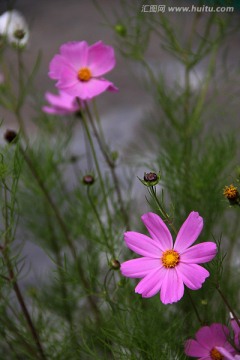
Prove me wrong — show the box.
[48,41,117,100]
[42,91,81,115]
[120,211,217,304]
[185,323,236,360]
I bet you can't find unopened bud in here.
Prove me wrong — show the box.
[109,259,120,270]
[111,151,118,162]
[83,174,95,185]
[114,24,127,37]
[4,129,18,143]
[139,171,161,187]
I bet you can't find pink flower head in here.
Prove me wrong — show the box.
[185,323,236,360]
[120,211,217,304]
[42,91,81,115]
[48,41,117,100]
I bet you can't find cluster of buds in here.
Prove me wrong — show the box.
[223,184,240,206]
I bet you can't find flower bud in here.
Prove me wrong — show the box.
[109,259,120,270]
[114,24,127,37]
[139,172,161,187]
[111,151,118,162]
[82,174,95,185]
[4,129,18,143]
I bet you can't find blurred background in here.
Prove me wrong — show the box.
[0,0,239,285]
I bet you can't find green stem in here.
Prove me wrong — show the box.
[149,186,178,235]
[186,289,203,325]
[86,186,109,246]
[216,286,240,328]
[19,146,100,321]
[81,111,113,240]
[85,103,130,229]
[2,186,47,360]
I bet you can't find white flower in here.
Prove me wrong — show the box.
[0,10,29,47]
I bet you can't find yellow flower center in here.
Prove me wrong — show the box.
[223,184,238,199]
[210,347,223,360]
[161,249,180,268]
[77,67,92,82]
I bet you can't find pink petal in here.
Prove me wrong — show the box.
[231,318,240,348]
[120,257,161,278]
[87,41,116,76]
[42,106,67,115]
[185,339,209,357]
[196,327,214,349]
[180,242,217,264]
[174,212,203,252]
[124,231,162,257]
[210,323,230,345]
[135,266,166,298]
[141,212,173,250]
[49,54,75,80]
[60,41,88,70]
[56,66,78,88]
[107,84,118,92]
[45,92,75,109]
[176,263,209,290]
[215,347,235,360]
[60,78,115,100]
[160,268,184,304]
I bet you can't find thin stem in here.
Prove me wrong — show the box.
[2,187,47,360]
[216,287,240,328]
[19,146,100,321]
[45,206,73,327]
[86,186,109,246]
[15,49,27,140]
[80,110,113,238]
[186,289,203,325]
[85,102,130,229]
[149,186,178,235]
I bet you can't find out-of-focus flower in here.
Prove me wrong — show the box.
[185,323,236,360]
[121,211,217,304]
[49,41,117,100]
[42,91,81,115]
[0,10,29,47]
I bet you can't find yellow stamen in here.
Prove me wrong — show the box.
[210,347,223,360]
[77,67,92,82]
[223,184,238,199]
[161,249,180,268]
